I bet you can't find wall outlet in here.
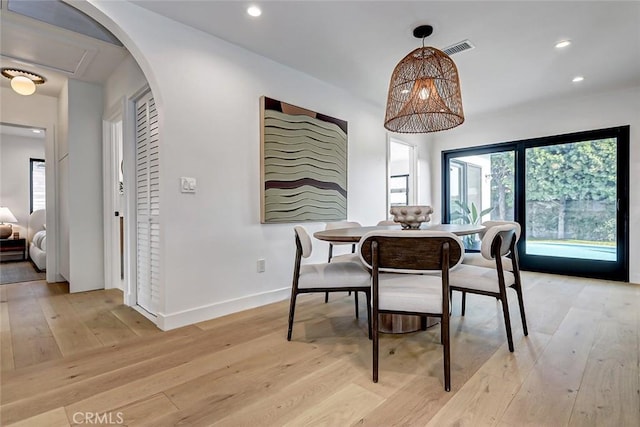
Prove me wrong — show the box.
[257,259,266,273]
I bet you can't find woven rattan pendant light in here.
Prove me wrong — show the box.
[384,25,464,133]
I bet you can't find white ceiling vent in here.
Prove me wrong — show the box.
[442,40,475,56]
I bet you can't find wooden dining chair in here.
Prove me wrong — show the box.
[324,221,362,261]
[359,230,465,391]
[323,221,362,305]
[287,226,372,341]
[449,223,528,352]
[462,220,521,271]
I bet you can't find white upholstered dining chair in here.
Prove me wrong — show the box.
[449,223,528,352]
[287,226,372,341]
[462,220,521,271]
[323,221,363,309]
[359,230,465,392]
[325,221,362,263]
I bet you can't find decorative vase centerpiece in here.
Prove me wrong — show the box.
[390,205,433,230]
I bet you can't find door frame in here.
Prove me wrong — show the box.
[102,94,139,306]
[442,125,630,281]
[102,98,125,293]
[516,126,629,281]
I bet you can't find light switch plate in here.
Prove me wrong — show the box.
[180,177,196,193]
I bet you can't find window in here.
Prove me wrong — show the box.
[30,158,45,213]
[388,140,417,212]
[442,126,629,281]
[389,174,409,206]
[447,155,507,249]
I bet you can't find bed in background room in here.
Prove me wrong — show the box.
[28,209,46,271]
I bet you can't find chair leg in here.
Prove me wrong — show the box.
[348,247,355,298]
[461,291,466,316]
[366,291,372,340]
[354,292,359,318]
[442,315,451,392]
[372,310,379,382]
[499,292,515,352]
[326,244,333,305]
[514,284,529,336]
[287,292,297,341]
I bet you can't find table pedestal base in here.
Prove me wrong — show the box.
[379,314,439,334]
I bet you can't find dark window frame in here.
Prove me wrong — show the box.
[29,158,45,214]
[442,126,630,281]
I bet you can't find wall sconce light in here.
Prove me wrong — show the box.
[1,68,46,96]
[384,25,464,133]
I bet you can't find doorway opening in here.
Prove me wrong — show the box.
[388,139,417,214]
[0,123,48,283]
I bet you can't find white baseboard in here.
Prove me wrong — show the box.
[155,287,291,331]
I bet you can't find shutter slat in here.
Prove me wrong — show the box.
[135,92,160,315]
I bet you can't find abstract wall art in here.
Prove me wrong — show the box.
[260,96,348,223]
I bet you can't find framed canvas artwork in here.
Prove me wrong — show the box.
[260,96,348,223]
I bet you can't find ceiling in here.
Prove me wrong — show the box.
[131,0,640,117]
[0,123,45,138]
[0,0,128,98]
[1,1,639,119]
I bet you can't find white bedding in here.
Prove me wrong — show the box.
[33,230,46,250]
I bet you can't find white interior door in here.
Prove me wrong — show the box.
[103,117,125,291]
[135,91,160,315]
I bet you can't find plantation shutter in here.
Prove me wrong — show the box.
[135,91,160,315]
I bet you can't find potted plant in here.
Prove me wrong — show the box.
[451,201,494,248]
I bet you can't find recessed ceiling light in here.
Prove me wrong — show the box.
[572,76,584,83]
[555,40,571,49]
[247,5,262,17]
[32,129,42,134]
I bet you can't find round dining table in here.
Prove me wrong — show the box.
[313,223,485,334]
[313,223,485,243]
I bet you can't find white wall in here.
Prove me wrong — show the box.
[430,85,640,283]
[0,133,45,243]
[57,79,105,290]
[82,0,388,329]
[58,81,70,280]
[103,54,147,111]
[0,87,60,281]
[67,80,105,292]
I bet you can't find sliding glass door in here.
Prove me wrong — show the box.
[445,149,515,250]
[443,126,629,281]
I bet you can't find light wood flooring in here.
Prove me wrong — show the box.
[0,272,639,426]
